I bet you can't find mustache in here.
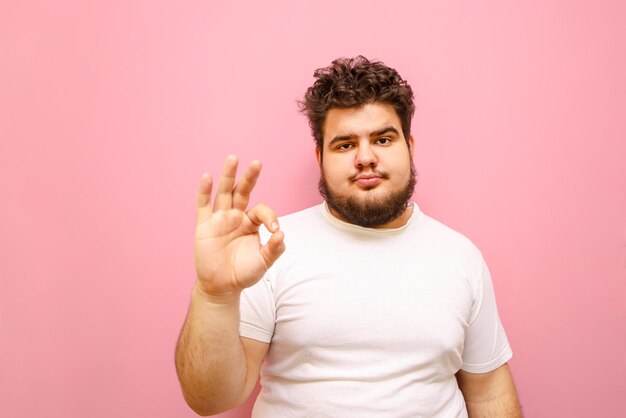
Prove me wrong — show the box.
[349,169,389,181]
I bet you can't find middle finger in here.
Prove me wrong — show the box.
[213,155,238,210]
[232,160,262,210]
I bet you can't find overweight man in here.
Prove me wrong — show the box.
[175,56,522,417]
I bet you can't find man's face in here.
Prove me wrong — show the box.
[317,102,416,228]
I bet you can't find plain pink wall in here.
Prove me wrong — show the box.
[1,1,625,417]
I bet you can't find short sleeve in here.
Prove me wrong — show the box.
[461,257,513,373]
[239,272,276,343]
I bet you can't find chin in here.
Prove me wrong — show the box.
[357,186,392,198]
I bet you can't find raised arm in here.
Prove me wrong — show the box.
[175,156,285,416]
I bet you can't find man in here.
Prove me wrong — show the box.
[175,56,522,417]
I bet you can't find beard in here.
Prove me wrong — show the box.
[318,161,417,228]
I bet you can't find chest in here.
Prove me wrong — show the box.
[270,245,474,365]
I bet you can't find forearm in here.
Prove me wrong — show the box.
[175,284,247,416]
[465,391,523,418]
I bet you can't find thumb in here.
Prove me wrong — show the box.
[260,230,286,269]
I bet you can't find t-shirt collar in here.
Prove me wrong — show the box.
[320,201,421,234]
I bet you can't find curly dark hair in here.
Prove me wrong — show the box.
[298,56,415,156]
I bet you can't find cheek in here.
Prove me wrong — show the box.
[385,158,411,183]
[322,158,351,180]
[323,169,344,186]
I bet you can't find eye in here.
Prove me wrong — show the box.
[377,137,392,145]
[336,143,353,150]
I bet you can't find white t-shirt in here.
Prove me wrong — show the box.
[240,202,512,418]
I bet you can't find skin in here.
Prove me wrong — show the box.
[319,103,522,416]
[317,102,415,229]
[175,157,275,415]
[176,103,522,417]
[457,364,523,417]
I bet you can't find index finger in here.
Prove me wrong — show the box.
[247,203,279,233]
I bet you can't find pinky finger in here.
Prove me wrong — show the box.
[196,173,213,221]
[197,173,213,207]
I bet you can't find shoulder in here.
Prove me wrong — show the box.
[415,209,483,261]
[413,210,489,297]
[413,209,487,290]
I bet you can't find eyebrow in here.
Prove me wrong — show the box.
[371,126,399,137]
[328,126,400,146]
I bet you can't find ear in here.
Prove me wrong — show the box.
[408,135,415,158]
[315,146,322,166]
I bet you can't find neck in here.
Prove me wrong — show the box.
[328,203,413,229]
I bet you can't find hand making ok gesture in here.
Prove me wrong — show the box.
[194,155,285,302]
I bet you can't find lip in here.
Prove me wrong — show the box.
[354,175,382,187]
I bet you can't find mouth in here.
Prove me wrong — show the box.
[352,173,385,187]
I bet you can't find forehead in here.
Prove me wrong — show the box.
[322,102,402,145]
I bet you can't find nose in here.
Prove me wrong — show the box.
[355,142,377,168]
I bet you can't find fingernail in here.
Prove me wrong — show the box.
[271,221,278,231]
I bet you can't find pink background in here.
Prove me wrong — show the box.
[1,1,625,417]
